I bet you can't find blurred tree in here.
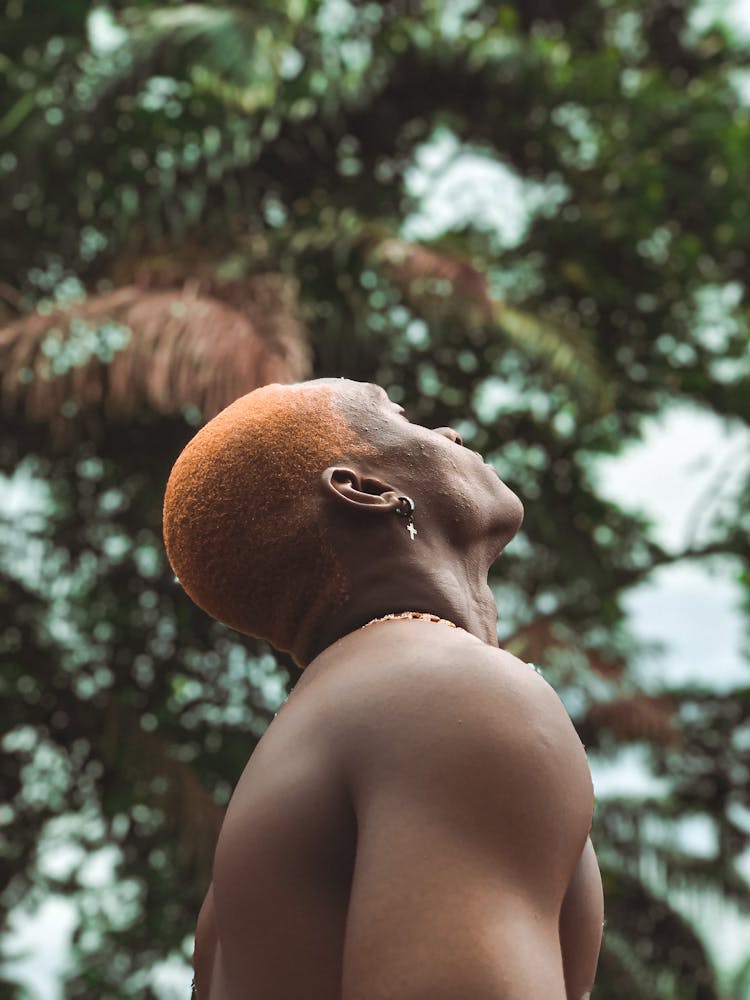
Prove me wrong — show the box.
[1,0,749,996]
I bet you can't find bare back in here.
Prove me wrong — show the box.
[195,620,603,999]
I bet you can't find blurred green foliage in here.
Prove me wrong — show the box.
[1,0,749,997]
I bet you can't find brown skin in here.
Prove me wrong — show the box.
[194,381,603,1000]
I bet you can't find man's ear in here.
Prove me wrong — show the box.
[321,466,401,513]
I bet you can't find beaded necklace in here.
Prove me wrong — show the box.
[362,610,461,630]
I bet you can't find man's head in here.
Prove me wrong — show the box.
[163,381,374,664]
[163,379,523,665]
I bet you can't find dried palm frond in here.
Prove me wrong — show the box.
[0,276,311,449]
[588,694,681,748]
[504,618,626,680]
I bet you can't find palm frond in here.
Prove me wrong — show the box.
[0,277,311,449]
[729,952,750,999]
[600,865,721,1000]
[372,237,614,413]
[503,618,627,681]
[588,694,681,748]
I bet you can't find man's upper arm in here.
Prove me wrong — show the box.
[336,644,593,1000]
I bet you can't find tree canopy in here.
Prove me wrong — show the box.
[1,1,749,997]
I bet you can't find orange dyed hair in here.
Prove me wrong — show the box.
[163,383,373,665]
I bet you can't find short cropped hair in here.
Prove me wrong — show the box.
[163,383,374,665]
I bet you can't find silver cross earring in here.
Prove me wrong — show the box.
[395,495,417,540]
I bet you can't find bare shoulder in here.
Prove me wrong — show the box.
[317,618,566,710]
[317,620,587,786]
[313,620,593,874]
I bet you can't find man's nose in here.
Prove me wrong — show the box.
[433,427,463,446]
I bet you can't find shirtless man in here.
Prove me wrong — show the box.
[163,378,603,1000]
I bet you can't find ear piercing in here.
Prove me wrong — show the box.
[395,495,417,540]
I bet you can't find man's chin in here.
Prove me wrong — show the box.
[490,489,524,553]
[507,490,525,530]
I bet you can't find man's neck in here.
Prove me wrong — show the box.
[303,551,499,666]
